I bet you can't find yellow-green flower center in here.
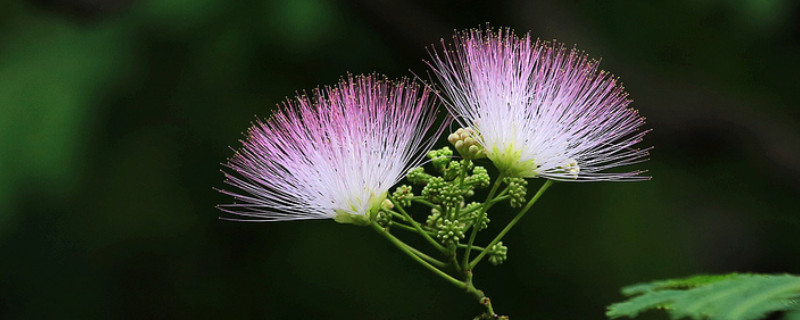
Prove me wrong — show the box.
[489,143,537,178]
[333,191,387,226]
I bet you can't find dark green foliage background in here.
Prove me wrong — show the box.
[1,0,799,319]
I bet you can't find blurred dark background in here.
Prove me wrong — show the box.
[1,0,799,319]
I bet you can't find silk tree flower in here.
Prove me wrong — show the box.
[427,27,651,181]
[218,75,443,225]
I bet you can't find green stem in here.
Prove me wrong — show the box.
[458,243,486,252]
[391,199,448,254]
[470,179,554,269]
[371,223,464,289]
[459,159,470,183]
[465,271,496,317]
[397,237,448,268]
[390,211,405,220]
[410,197,439,209]
[459,195,510,218]
[408,248,447,269]
[494,186,510,199]
[463,174,505,269]
[490,194,510,203]
[450,251,462,273]
[389,221,434,235]
[453,159,472,219]
[389,211,434,233]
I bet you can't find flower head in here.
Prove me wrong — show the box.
[428,27,650,181]
[218,75,443,224]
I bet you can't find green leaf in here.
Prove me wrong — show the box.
[607,274,800,320]
[607,289,684,318]
[621,273,745,296]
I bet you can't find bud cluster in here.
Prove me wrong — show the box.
[443,160,464,180]
[465,202,490,230]
[426,208,441,227]
[437,218,466,244]
[487,241,508,266]
[404,146,502,247]
[503,177,528,208]
[464,166,490,188]
[407,167,432,184]
[427,147,453,172]
[392,185,414,207]
[375,210,393,227]
[447,127,487,160]
[396,136,536,272]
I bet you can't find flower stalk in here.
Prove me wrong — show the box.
[366,149,555,318]
[370,222,465,289]
[391,198,448,254]
[463,172,505,270]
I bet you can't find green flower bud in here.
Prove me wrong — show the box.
[421,176,446,201]
[406,167,432,185]
[464,201,482,212]
[464,202,490,230]
[427,147,453,172]
[440,183,465,208]
[487,241,508,266]
[427,146,453,159]
[391,185,414,207]
[503,177,528,208]
[443,160,463,181]
[468,145,482,156]
[375,210,393,227]
[426,208,441,227]
[464,166,491,188]
[436,219,466,244]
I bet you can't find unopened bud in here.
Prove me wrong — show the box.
[487,241,508,266]
[381,198,394,211]
[448,127,487,160]
[448,133,460,144]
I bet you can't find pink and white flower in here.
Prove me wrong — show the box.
[428,27,650,181]
[218,75,442,223]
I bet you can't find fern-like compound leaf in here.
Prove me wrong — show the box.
[621,273,744,296]
[607,273,800,320]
